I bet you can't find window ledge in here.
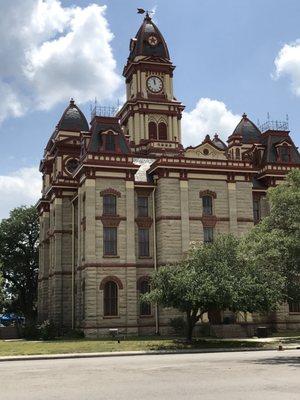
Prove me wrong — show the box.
[289,312,300,315]
[138,256,152,259]
[139,315,154,319]
[103,255,120,258]
[103,316,121,319]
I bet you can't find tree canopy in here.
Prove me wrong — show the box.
[0,206,39,320]
[144,235,285,341]
[242,169,300,302]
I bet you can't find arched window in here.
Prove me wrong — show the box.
[139,279,151,316]
[104,281,118,316]
[103,194,116,215]
[158,122,167,140]
[202,196,213,215]
[148,122,157,140]
[236,148,240,160]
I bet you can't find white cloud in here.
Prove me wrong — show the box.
[181,98,240,147]
[0,0,121,122]
[0,167,41,220]
[274,40,300,96]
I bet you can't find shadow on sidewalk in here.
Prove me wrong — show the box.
[250,355,300,368]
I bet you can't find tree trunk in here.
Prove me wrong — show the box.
[186,310,196,343]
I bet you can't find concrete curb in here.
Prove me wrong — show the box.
[0,346,298,362]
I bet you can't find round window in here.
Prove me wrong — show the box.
[65,158,79,174]
[203,148,209,155]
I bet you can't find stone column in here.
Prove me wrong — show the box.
[53,198,63,327]
[125,180,137,334]
[140,113,145,140]
[144,114,149,139]
[172,116,178,142]
[227,182,238,235]
[134,113,140,144]
[84,179,97,328]
[180,180,190,253]
[168,116,172,141]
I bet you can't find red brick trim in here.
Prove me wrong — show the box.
[99,276,123,290]
[237,217,254,223]
[38,271,72,281]
[135,217,153,228]
[100,188,121,197]
[201,215,217,228]
[199,190,217,199]
[97,215,126,227]
[78,262,155,270]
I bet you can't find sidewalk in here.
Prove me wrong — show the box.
[0,344,299,362]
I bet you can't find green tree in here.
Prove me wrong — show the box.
[0,206,39,321]
[242,169,300,302]
[0,271,6,313]
[144,235,284,341]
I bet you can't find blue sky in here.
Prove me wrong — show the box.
[0,0,300,218]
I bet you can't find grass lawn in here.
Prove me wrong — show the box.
[0,337,264,357]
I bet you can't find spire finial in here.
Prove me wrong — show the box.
[137,8,152,19]
[70,98,75,106]
[242,112,247,119]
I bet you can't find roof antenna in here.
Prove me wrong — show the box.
[267,112,270,121]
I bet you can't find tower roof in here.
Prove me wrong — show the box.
[129,14,170,61]
[57,99,89,132]
[230,113,262,144]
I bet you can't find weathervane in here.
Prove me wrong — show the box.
[137,8,154,18]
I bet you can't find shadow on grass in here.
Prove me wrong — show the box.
[149,339,264,351]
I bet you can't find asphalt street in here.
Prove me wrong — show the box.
[0,350,299,400]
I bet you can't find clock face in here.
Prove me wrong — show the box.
[147,76,163,93]
[148,35,158,46]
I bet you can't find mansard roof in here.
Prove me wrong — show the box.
[57,99,89,132]
[230,113,262,144]
[261,131,300,165]
[87,116,131,155]
[128,14,170,61]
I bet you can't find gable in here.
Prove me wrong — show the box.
[185,142,227,160]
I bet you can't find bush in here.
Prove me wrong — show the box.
[39,320,57,340]
[170,317,186,336]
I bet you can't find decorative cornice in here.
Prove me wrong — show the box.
[199,190,217,199]
[135,217,153,228]
[100,188,121,198]
[97,215,126,227]
[201,215,217,228]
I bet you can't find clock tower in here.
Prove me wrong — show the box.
[117,13,185,155]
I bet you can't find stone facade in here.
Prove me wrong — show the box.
[37,14,300,337]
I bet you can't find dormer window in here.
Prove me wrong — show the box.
[279,145,290,163]
[105,133,115,152]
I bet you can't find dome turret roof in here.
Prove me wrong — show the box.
[230,113,262,144]
[129,14,170,61]
[57,99,89,132]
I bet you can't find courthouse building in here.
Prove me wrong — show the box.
[37,13,300,336]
